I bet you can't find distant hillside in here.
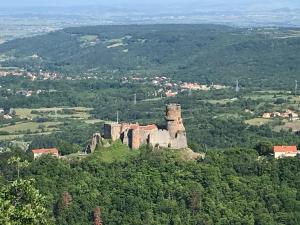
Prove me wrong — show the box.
[1,24,300,87]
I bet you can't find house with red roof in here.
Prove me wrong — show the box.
[273,146,298,159]
[32,148,59,159]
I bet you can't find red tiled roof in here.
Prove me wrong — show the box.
[273,146,297,153]
[32,148,59,154]
[129,124,139,130]
[140,124,158,131]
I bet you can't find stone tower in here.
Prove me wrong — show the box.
[165,104,186,138]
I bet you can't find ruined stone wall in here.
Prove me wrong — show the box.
[170,132,188,149]
[149,130,171,148]
[104,123,121,141]
[122,129,129,146]
[131,128,140,149]
[91,133,101,153]
[139,127,158,145]
[102,104,188,150]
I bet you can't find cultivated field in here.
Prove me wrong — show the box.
[0,107,101,141]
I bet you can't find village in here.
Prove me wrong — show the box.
[0,66,229,98]
[262,109,299,121]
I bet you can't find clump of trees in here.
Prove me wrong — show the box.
[0,157,53,224]
[0,147,299,224]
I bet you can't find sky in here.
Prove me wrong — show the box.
[0,0,299,7]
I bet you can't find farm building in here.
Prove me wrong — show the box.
[273,146,298,159]
[32,148,59,159]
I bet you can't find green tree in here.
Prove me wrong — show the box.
[255,141,273,156]
[0,178,54,225]
[0,157,54,224]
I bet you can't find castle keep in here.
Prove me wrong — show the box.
[103,104,188,149]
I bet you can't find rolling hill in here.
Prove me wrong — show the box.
[1,24,300,87]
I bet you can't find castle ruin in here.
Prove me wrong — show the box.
[103,104,188,149]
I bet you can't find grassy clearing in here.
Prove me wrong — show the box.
[15,107,93,119]
[84,119,103,124]
[1,107,96,142]
[245,118,271,126]
[0,132,53,141]
[0,121,61,133]
[106,38,123,43]
[93,141,139,163]
[245,93,300,102]
[290,96,300,103]
[273,120,300,132]
[274,30,300,39]
[243,93,287,101]
[80,35,98,42]
[201,99,234,104]
[14,108,32,118]
[142,97,164,102]
[0,134,24,141]
[217,113,241,119]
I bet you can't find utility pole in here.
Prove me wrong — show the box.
[235,80,240,93]
[55,109,58,121]
[116,111,119,124]
[188,88,192,97]
[295,80,298,96]
[134,93,137,105]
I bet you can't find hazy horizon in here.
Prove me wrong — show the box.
[1,0,300,10]
[1,0,300,41]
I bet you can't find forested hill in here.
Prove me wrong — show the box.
[1,24,300,86]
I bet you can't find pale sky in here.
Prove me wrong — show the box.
[1,0,300,8]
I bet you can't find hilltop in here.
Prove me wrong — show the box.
[1,24,300,87]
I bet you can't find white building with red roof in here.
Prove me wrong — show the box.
[273,146,298,159]
[32,148,59,159]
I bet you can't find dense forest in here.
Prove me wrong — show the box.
[1,24,300,87]
[0,145,299,224]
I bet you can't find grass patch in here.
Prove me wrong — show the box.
[245,118,271,126]
[15,107,93,119]
[80,35,98,42]
[217,113,241,119]
[0,134,24,141]
[0,122,61,133]
[93,141,139,163]
[202,99,235,104]
[0,132,53,141]
[273,120,300,132]
[84,119,103,124]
